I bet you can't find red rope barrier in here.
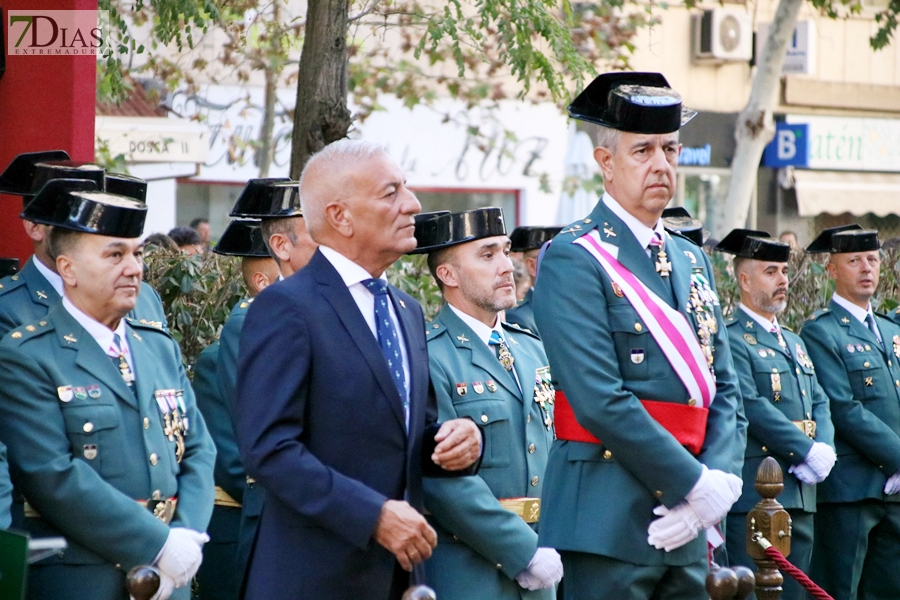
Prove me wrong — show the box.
[763,546,833,600]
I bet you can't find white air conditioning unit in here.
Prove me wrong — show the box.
[692,8,753,63]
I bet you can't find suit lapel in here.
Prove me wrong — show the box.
[736,307,788,357]
[126,322,158,413]
[389,286,423,429]
[666,235,693,315]
[313,252,406,430]
[50,305,138,409]
[509,329,537,406]
[438,306,520,397]
[22,257,57,309]
[593,202,673,305]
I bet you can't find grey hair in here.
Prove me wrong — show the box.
[594,126,622,154]
[299,139,389,236]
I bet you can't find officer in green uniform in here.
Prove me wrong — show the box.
[194,219,278,600]
[0,152,168,338]
[505,226,561,336]
[800,225,900,600]
[715,229,835,599]
[532,72,744,599]
[0,185,216,600]
[215,180,317,587]
[413,209,562,599]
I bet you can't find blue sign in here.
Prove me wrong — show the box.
[679,144,711,166]
[763,123,809,167]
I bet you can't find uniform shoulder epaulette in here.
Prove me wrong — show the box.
[0,273,26,295]
[723,314,737,325]
[425,320,447,340]
[807,308,830,321]
[667,229,700,247]
[782,325,793,332]
[875,310,888,319]
[128,317,169,332]
[4,318,53,345]
[502,321,541,340]
[559,217,595,241]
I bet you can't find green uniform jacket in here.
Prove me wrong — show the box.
[726,307,835,513]
[423,304,554,599]
[506,289,538,336]
[800,300,900,504]
[0,303,216,596]
[0,256,168,338]
[532,201,744,567]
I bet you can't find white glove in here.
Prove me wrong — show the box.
[515,547,563,590]
[154,528,209,588]
[684,466,743,528]
[885,472,900,495]
[788,462,818,485]
[145,570,175,600]
[804,442,837,481]
[647,504,702,552]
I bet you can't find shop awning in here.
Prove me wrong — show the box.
[794,170,900,217]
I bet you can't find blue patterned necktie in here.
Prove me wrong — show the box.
[866,313,884,350]
[363,279,409,423]
[109,333,136,395]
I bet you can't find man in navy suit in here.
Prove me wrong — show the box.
[234,139,483,600]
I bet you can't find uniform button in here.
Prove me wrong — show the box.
[687,398,696,407]
[452,535,458,541]
[634,323,643,332]
[526,414,531,423]
[789,452,794,457]
[890,360,893,367]
[864,362,871,368]
[895,380,899,388]
[481,415,489,423]
[149,453,158,466]
[143,417,150,429]
[603,450,612,459]
[496,564,503,570]
[82,422,94,433]
[528,443,536,454]
[115,563,121,570]
[531,476,539,486]
[152,490,161,500]
[801,390,807,396]
[772,368,778,373]
[762,446,768,452]
[796,368,801,375]
[654,490,663,498]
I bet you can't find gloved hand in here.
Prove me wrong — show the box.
[155,528,209,587]
[145,570,175,600]
[515,547,563,590]
[684,466,743,528]
[788,462,818,485]
[804,442,837,481]
[647,503,702,552]
[885,472,900,495]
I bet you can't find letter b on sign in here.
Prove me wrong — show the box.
[763,123,808,167]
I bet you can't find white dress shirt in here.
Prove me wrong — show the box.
[448,303,504,347]
[739,303,783,334]
[33,255,64,297]
[62,297,134,374]
[833,293,882,340]
[318,245,411,412]
[602,192,668,258]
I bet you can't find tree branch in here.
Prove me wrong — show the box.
[349,0,383,22]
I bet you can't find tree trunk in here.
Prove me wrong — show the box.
[257,0,281,178]
[721,0,805,234]
[289,0,352,179]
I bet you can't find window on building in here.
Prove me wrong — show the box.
[412,189,520,225]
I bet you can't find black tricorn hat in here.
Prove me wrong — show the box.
[105,173,148,203]
[229,178,301,218]
[715,228,791,263]
[568,72,697,134]
[213,220,270,258]
[806,224,879,253]
[22,183,146,238]
[509,226,562,252]
[29,161,106,197]
[662,207,706,246]
[410,207,507,253]
[0,150,72,195]
[409,211,452,255]
[0,258,19,279]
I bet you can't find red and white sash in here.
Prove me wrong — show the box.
[574,230,716,408]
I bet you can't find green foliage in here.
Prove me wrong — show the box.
[708,247,900,332]
[387,254,444,320]
[143,248,246,373]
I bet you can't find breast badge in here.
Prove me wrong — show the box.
[533,367,555,431]
[456,383,468,397]
[57,385,73,403]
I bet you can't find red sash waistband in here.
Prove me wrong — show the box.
[554,391,708,456]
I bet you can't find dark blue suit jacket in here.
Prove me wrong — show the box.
[234,249,438,599]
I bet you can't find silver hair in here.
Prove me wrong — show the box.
[594,125,622,154]
[299,139,389,235]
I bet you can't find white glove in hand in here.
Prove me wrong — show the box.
[145,570,175,600]
[885,472,900,495]
[804,442,837,481]
[515,547,563,590]
[155,528,209,588]
[647,504,702,552]
[788,462,818,485]
[684,466,743,528]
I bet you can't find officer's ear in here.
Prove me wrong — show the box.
[435,262,459,290]
[594,146,615,182]
[56,254,77,288]
[825,257,837,280]
[323,201,352,238]
[250,271,272,295]
[267,233,292,265]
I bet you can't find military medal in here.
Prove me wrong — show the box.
[496,339,515,371]
[57,386,73,402]
[485,380,497,393]
[758,349,768,358]
[685,270,719,376]
[533,367,555,431]
[744,334,757,345]
[771,373,782,402]
[456,383,468,396]
[611,282,625,298]
[846,344,856,353]
[795,344,814,369]
[655,250,672,277]
[893,335,900,358]
[631,349,645,364]
[74,387,87,401]
[472,381,484,394]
